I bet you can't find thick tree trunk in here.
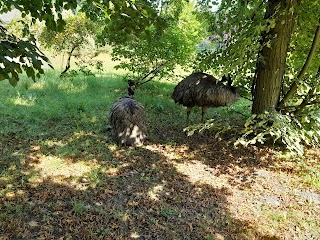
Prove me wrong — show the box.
[252,0,297,114]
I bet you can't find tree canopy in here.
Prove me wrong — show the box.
[0,0,168,85]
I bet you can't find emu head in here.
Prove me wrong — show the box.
[221,74,238,94]
[221,74,232,86]
[127,80,136,97]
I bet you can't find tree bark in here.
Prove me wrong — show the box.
[252,0,297,114]
[60,44,78,76]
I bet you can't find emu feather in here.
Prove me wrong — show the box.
[108,81,147,146]
[172,72,239,124]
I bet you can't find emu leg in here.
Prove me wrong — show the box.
[201,107,208,123]
[186,107,193,125]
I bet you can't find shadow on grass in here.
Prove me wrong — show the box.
[0,75,281,239]
[1,126,280,239]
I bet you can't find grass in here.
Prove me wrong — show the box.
[0,64,320,239]
[71,200,87,215]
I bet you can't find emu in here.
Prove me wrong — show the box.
[108,81,147,146]
[172,72,240,125]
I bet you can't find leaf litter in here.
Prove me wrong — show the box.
[0,127,320,240]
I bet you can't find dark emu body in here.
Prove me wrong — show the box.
[108,81,147,146]
[172,72,240,124]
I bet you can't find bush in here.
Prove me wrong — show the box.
[235,111,320,156]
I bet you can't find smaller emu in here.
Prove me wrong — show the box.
[172,72,240,124]
[108,81,147,146]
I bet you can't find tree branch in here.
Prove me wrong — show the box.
[60,44,78,76]
[277,18,320,109]
[294,66,320,115]
[137,62,166,85]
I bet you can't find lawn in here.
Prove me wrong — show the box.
[0,67,319,239]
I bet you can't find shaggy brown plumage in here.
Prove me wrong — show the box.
[172,72,240,124]
[109,97,147,146]
[109,80,147,147]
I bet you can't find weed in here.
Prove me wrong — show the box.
[268,211,287,223]
[160,207,177,218]
[114,211,130,221]
[96,227,109,235]
[4,202,24,215]
[86,167,105,184]
[71,200,86,215]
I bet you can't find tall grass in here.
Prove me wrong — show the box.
[0,64,250,144]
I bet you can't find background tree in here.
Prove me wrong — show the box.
[192,0,320,154]
[110,1,209,79]
[0,0,167,85]
[39,12,98,76]
[196,0,320,115]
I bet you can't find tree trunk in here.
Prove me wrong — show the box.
[252,0,297,114]
[60,45,78,77]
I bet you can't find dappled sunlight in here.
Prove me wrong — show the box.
[57,80,88,93]
[29,80,46,90]
[143,144,188,161]
[10,94,36,107]
[3,189,26,200]
[42,139,66,148]
[130,232,141,239]
[73,130,96,138]
[147,184,165,201]
[31,154,92,178]
[173,160,230,188]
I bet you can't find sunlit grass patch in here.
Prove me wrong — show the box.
[297,160,320,191]
[10,93,36,107]
[33,155,92,178]
[57,78,88,93]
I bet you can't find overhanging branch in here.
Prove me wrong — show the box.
[277,18,320,109]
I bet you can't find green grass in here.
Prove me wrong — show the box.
[0,69,250,140]
[1,66,319,239]
[71,200,86,215]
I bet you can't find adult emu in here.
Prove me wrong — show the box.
[172,72,240,125]
[108,81,147,146]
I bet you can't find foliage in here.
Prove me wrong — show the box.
[0,0,169,84]
[39,13,100,76]
[0,0,78,31]
[0,0,81,84]
[0,25,52,86]
[286,2,320,86]
[235,111,320,156]
[194,0,267,89]
[81,0,168,45]
[39,13,95,53]
[110,1,209,78]
[184,119,235,138]
[5,15,43,40]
